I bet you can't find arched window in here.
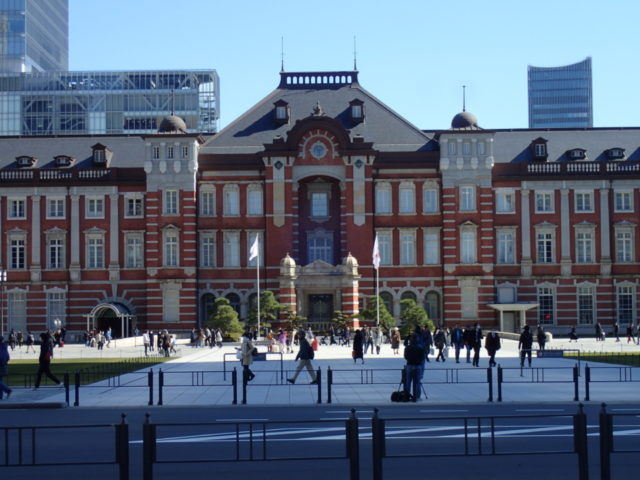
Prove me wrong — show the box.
[226,293,241,315]
[401,291,417,302]
[380,291,394,317]
[424,291,440,323]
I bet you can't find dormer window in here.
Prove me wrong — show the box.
[567,148,587,161]
[54,155,74,167]
[16,155,36,168]
[274,100,289,125]
[349,99,365,124]
[530,137,548,161]
[605,148,625,160]
[91,143,111,166]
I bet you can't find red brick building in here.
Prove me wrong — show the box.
[0,70,638,338]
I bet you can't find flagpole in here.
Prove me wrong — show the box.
[256,235,261,339]
[376,267,380,327]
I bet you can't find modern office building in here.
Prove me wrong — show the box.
[0,69,638,339]
[0,69,220,135]
[0,0,68,73]
[528,57,593,128]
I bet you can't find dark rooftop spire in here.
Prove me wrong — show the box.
[462,85,466,112]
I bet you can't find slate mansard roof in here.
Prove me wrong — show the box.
[201,71,437,156]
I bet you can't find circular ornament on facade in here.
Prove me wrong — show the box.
[310,141,327,160]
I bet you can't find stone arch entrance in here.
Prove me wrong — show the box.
[86,303,135,338]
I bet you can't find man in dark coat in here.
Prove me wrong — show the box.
[404,334,425,401]
[518,325,534,367]
[471,323,483,367]
[484,330,501,367]
[450,324,464,363]
[287,332,318,384]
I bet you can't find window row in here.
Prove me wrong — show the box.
[496,189,636,214]
[198,184,263,217]
[536,283,636,326]
[4,196,144,220]
[5,290,66,332]
[199,230,263,268]
[375,182,440,215]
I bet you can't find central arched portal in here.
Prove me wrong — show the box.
[87,303,135,338]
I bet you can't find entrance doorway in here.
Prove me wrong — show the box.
[96,308,120,337]
[503,312,517,333]
[308,294,333,330]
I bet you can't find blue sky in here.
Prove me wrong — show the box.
[70,0,640,130]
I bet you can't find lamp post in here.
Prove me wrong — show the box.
[0,269,6,337]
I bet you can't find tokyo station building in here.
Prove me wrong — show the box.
[0,70,638,338]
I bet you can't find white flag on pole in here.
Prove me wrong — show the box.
[372,234,380,270]
[249,235,259,262]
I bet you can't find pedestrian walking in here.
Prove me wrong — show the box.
[287,332,318,384]
[627,324,634,343]
[239,332,256,382]
[518,325,534,368]
[463,325,474,363]
[352,329,365,364]
[471,323,483,367]
[25,331,36,353]
[613,321,620,342]
[450,324,463,363]
[484,330,501,367]
[105,327,112,348]
[373,327,384,355]
[537,326,547,350]
[0,336,12,400]
[391,327,401,355]
[434,328,447,362]
[34,332,62,388]
[143,330,151,356]
[569,326,578,342]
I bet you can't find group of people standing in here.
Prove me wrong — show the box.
[190,327,224,349]
[142,330,177,357]
[4,329,37,353]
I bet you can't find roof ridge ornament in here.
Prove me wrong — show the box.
[312,100,325,117]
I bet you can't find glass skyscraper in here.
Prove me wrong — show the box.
[528,57,593,128]
[0,70,219,135]
[0,0,69,73]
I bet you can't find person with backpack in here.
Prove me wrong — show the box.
[287,331,318,385]
[0,336,12,400]
[25,331,36,353]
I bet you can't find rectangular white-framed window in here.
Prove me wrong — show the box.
[617,284,635,325]
[614,191,633,212]
[152,146,160,159]
[163,229,179,267]
[166,145,174,159]
[575,230,594,263]
[477,141,486,155]
[200,232,216,268]
[86,197,105,218]
[46,290,66,330]
[496,190,515,213]
[459,186,475,211]
[460,229,477,264]
[377,231,392,266]
[615,229,634,263]
[537,286,555,325]
[125,197,143,218]
[461,286,478,319]
[422,187,438,213]
[163,190,178,216]
[223,185,240,216]
[247,186,263,216]
[536,230,554,263]
[310,192,329,218]
[399,229,416,266]
[375,183,392,214]
[423,229,440,265]
[125,233,144,269]
[307,231,333,263]
[47,237,65,269]
[496,229,515,264]
[447,142,456,155]
[181,145,189,158]
[577,285,594,325]
[575,191,593,212]
[9,198,26,219]
[7,290,27,332]
[535,192,554,213]
[200,189,216,216]
[47,198,65,218]
[9,237,26,269]
[399,183,415,214]
[462,142,471,155]
[223,231,240,267]
[86,236,104,269]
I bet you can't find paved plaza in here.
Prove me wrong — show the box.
[1,334,639,408]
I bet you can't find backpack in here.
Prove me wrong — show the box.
[391,390,414,403]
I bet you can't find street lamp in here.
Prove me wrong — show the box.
[0,269,6,337]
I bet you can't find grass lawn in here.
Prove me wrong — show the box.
[565,352,640,367]
[4,357,171,387]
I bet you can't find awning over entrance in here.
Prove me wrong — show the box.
[487,303,538,333]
